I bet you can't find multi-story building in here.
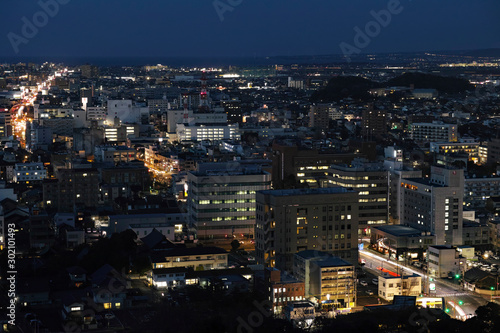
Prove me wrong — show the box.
[256,187,359,271]
[27,122,52,151]
[411,122,458,143]
[325,159,388,236]
[462,220,490,249]
[293,250,355,308]
[13,162,47,183]
[400,166,464,246]
[271,142,357,189]
[176,123,239,142]
[309,104,333,130]
[39,116,74,136]
[103,124,140,142]
[106,100,149,124]
[265,267,305,314]
[221,100,242,124]
[464,176,500,208]
[378,274,421,301]
[43,167,100,212]
[150,247,228,270]
[362,106,387,139]
[487,138,500,164]
[94,146,137,164]
[86,107,106,122]
[148,99,170,114]
[29,208,55,249]
[427,245,464,279]
[187,162,271,240]
[430,142,479,162]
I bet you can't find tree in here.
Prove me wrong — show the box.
[231,240,241,252]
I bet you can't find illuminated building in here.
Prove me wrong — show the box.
[256,187,359,271]
[326,159,388,236]
[411,122,458,143]
[400,166,464,246]
[13,162,47,183]
[187,162,270,240]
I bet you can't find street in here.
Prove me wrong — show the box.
[359,249,489,320]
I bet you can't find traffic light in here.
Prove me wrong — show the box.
[445,308,450,313]
[458,300,463,306]
[491,286,495,291]
[455,274,460,279]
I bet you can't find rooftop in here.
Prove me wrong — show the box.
[373,225,431,237]
[259,187,354,197]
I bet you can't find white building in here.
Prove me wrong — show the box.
[149,267,189,289]
[129,223,175,240]
[13,163,47,183]
[86,107,107,122]
[411,122,458,143]
[176,123,239,142]
[106,100,149,124]
[427,245,464,279]
[378,274,422,301]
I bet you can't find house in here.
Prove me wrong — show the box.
[67,266,87,288]
[150,267,189,289]
[60,289,96,329]
[90,264,129,310]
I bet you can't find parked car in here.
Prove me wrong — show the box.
[360,281,368,287]
[365,290,374,295]
[372,278,379,285]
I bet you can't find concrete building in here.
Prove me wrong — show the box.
[427,245,465,279]
[265,268,305,314]
[187,162,271,240]
[325,159,388,236]
[293,250,355,308]
[309,104,333,130]
[150,247,228,270]
[411,122,458,143]
[284,301,315,328]
[94,146,137,164]
[256,187,359,271]
[487,138,500,164]
[86,107,106,122]
[271,142,357,189]
[378,274,422,301]
[400,166,464,246]
[43,168,100,212]
[371,225,436,262]
[464,176,500,208]
[176,123,239,142]
[13,162,47,183]
[106,100,149,124]
[430,142,479,162]
[362,106,387,139]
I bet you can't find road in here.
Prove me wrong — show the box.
[360,249,488,320]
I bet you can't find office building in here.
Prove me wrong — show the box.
[325,159,388,235]
[256,187,359,271]
[309,104,332,130]
[411,122,458,143]
[400,166,464,246]
[427,245,464,279]
[187,162,271,240]
[294,250,356,307]
[264,268,305,314]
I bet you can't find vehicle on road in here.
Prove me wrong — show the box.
[360,281,368,287]
[372,278,378,285]
[365,290,374,295]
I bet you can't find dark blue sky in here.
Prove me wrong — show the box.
[0,0,499,59]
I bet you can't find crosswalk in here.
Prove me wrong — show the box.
[434,292,469,297]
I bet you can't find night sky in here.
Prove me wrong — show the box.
[0,0,499,58]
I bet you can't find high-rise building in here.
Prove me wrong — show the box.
[271,142,357,189]
[80,65,99,79]
[187,162,271,240]
[309,104,333,130]
[255,187,359,271]
[325,159,388,236]
[362,105,387,139]
[400,166,464,245]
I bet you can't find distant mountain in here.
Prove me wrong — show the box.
[311,73,474,102]
[386,73,473,94]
